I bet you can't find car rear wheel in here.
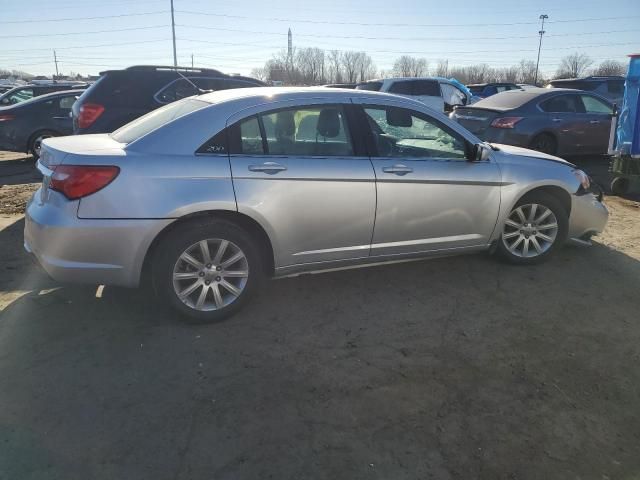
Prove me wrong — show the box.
[153,219,264,323]
[530,133,558,155]
[29,130,59,159]
[497,192,568,265]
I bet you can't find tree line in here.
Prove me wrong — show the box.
[251,50,627,86]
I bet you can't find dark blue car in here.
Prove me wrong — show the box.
[0,89,82,158]
[467,82,523,99]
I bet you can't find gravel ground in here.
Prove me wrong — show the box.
[1,151,640,480]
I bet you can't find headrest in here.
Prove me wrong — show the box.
[317,108,341,138]
[275,111,295,137]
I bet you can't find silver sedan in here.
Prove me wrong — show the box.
[24,87,608,322]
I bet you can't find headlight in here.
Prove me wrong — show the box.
[573,169,590,190]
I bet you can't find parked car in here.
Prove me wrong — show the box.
[72,65,266,134]
[450,88,613,156]
[467,82,523,98]
[547,76,625,106]
[25,87,608,322]
[0,83,87,106]
[0,89,82,157]
[355,77,473,112]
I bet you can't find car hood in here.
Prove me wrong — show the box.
[492,143,574,166]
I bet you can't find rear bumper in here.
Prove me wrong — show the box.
[24,189,172,287]
[567,193,609,243]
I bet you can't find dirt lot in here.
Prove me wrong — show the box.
[1,151,640,479]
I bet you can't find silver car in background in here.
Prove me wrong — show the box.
[24,87,608,322]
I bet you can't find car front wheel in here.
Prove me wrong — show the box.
[497,192,568,264]
[153,219,264,323]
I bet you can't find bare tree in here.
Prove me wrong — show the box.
[393,55,428,77]
[435,59,449,77]
[355,52,376,82]
[296,47,325,84]
[555,52,593,79]
[517,60,538,84]
[328,50,342,83]
[341,51,361,83]
[591,59,626,76]
[250,67,267,82]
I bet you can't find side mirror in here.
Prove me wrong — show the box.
[386,107,413,127]
[469,142,491,162]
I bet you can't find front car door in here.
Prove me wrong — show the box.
[352,99,502,257]
[579,94,613,154]
[224,100,377,270]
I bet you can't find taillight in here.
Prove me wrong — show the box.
[490,117,523,129]
[49,165,119,200]
[0,114,15,122]
[77,103,104,129]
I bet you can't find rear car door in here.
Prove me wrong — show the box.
[579,94,613,154]
[355,101,501,256]
[51,94,76,134]
[225,101,376,268]
[538,93,587,154]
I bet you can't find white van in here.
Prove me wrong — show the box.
[356,77,473,113]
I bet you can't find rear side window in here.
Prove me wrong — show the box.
[356,81,383,91]
[111,98,208,144]
[59,95,77,110]
[412,80,440,96]
[155,78,199,103]
[539,94,584,113]
[227,105,354,157]
[607,80,624,94]
[388,81,413,95]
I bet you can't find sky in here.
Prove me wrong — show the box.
[0,0,638,78]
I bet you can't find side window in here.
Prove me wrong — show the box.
[155,79,198,104]
[540,95,583,113]
[59,96,77,110]
[260,105,353,156]
[412,80,440,96]
[197,128,229,154]
[363,106,467,160]
[581,95,613,114]
[607,80,624,95]
[496,85,509,93]
[238,117,264,154]
[388,81,413,95]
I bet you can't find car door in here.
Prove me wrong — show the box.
[353,101,502,256]
[51,94,76,134]
[226,102,377,268]
[579,94,613,154]
[538,93,587,154]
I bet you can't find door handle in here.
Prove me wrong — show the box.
[248,162,287,174]
[552,118,562,122]
[382,164,413,175]
[589,120,600,124]
[52,116,68,120]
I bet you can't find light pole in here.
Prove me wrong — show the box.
[170,0,177,67]
[534,14,548,86]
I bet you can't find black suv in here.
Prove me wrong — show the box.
[72,65,265,134]
[547,76,625,105]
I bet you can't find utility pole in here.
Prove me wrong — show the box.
[170,0,177,67]
[191,53,194,68]
[534,14,548,86]
[53,50,59,79]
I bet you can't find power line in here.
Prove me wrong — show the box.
[175,9,640,28]
[1,39,169,52]
[0,24,167,39]
[0,10,168,24]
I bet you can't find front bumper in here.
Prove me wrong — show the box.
[24,188,172,287]
[567,193,609,245]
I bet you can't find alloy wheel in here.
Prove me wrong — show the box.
[502,203,559,258]
[172,238,249,311]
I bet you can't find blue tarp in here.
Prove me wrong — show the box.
[616,55,640,157]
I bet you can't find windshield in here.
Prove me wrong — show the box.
[110,98,208,144]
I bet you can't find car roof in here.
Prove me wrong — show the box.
[196,86,423,105]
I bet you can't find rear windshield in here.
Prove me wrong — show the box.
[356,81,383,91]
[549,80,598,91]
[468,86,484,94]
[110,98,208,144]
[472,91,537,110]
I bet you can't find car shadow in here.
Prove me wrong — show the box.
[1,229,640,477]
[0,156,40,187]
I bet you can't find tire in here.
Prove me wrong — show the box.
[28,130,59,159]
[530,133,558,156]
[152,219,265,323]
[610,177,630,196]
[496,191,568,265]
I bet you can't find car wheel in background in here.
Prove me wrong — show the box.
[610,177,630,196]
[497,191,568,265]
[29,130,59,159]
[152,219,265,323]
[530,133,558,156]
